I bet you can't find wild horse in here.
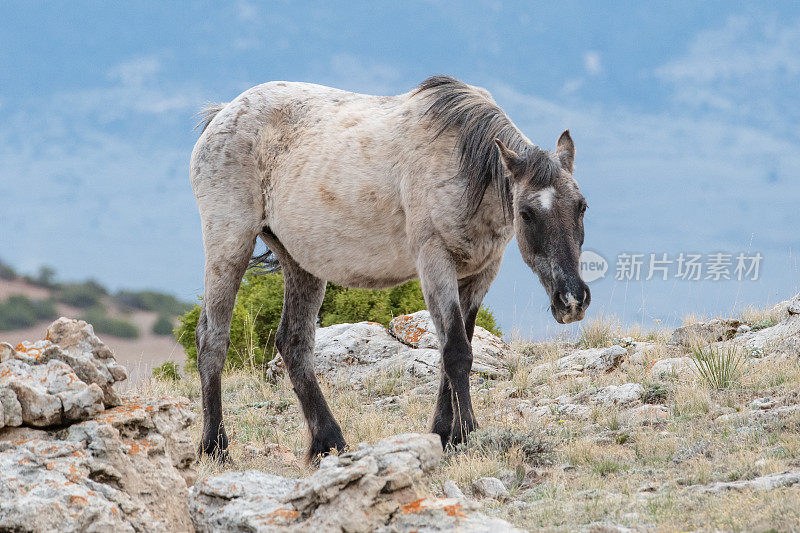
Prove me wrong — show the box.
[190,76,590,460]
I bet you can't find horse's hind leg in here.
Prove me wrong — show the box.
[261,231,346,461]
[196,223,257,460]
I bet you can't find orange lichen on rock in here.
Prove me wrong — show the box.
[69,495,88,506]
[401,498,426,514]
[269,508,299,520]
[443,503,466,518]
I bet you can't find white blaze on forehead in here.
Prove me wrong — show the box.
[537,187,555,210]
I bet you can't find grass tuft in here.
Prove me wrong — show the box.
[690,347,745,390]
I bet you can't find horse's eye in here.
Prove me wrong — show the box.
[519,208,534,223]
[580,203,587,215]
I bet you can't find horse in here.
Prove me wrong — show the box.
[190,75,590,461]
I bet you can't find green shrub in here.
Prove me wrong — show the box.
[81,308,139,338]
[114,290,191,316]
[175,271,502,371]
[152,314,174,335]
[152,361,181,381]
[0,259,16,280]
[57,280,107,308]
[476,306,501,336]
[176,272,284,371]
[0,296,57,330]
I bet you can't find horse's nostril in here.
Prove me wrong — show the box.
[582,285,591,307]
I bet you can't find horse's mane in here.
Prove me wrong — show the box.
[414,75,557,217]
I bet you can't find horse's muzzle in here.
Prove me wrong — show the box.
[550,281,590,324]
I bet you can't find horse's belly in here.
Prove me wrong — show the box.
[269,188,418,288]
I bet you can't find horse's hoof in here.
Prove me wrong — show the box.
[198,436,230,463]
[307,427,347,463]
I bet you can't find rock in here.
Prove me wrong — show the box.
[271,316,510,386]
[471,476,510,501]
[722,314,800,358]
[587,383,644,407]
[443,480,465,499]
[737,324,752,334]
[189,433,521,532]
[0,342,13,362]
[623,404,669,425]
[751,396,777,410]
[389,311,513,377]
[692,469,800,493]
[649,357,696,379]
[0,318,129,430]
[716,404,800,428]
[768,291,800,318]
[536,345,627,376]
[0,394,196,532]
[669,319,740,347]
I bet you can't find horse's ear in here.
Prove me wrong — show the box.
[494,138,525,178]
[556,130,575,173]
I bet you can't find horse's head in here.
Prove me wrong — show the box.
[495,130,590,324]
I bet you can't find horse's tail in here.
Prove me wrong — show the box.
[249,248,282,272]
[250,230,283,273]
[195,102,228,133]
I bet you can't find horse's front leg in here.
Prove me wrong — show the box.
[418,241,477,447]
[430,259,503,447]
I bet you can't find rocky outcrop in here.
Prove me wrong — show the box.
[189,433,522,532]
[0,317,128,430]
[532,345,627,378]
[669,318,740,347]
[268,311,513,385]
[0,319,196,533]
[691,469,800,493]
[723,313,800,358]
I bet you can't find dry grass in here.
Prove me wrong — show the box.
[140,301,800,531]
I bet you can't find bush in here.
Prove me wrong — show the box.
[114,290,191,316]
[152,361,181,381]
[176,272,284,371]
[152,314,174,335]
[0,296,58,330]
[0,259,16,280]
[57,280,107,308]
[175,271,502,371]
[81,308,139,339]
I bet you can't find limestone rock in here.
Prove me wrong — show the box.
[0,318,129,430]
[692,469,800,493]
[0,394,196,533]
[537,345,627,375]
[586,383,644,407]
[669,319,740,347]
[649,357,696,379]
[272,315,510,386]
[389,311,513,377]
[443,480,465,499]
[189,433,521,532]
[471,476,510,501]
[722,314,800,358]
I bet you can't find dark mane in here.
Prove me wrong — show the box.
[414,75,557,217]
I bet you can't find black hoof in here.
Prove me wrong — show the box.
[447,419,477,448]
[432,424,451,449]
[199,429,230,463]
[307,425,347,463]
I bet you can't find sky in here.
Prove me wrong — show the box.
[1,1,798,339]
